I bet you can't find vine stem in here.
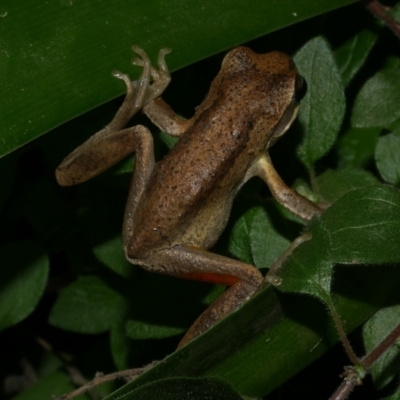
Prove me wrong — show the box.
[329,379,357,400]
[330,321,400,400]
[309,167,318,193]
[365,0,400,39]
[362,321,400,369]
[328,302,362,367]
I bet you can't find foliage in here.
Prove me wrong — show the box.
[2,1,400,399]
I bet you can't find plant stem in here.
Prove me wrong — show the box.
[362,321,400,369]
[329,378,357,400]
[309,167,317,193]
[365,0,400,39]
[330,320,400,399]
[328,302,362,367]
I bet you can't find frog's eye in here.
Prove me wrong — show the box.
[295,74,307,102]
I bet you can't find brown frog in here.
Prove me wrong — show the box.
[56,46,321,347]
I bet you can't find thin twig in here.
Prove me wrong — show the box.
[362,321,400,369]
[365,0,400,39]
[330,320,400,399]
[55,362,159,400]
[329,377,358,400]
[329,304,362,367]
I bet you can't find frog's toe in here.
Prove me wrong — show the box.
[132,57,145,68]
[131,45,150,65]
[112,69,127,79]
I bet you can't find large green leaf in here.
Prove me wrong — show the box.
[1,0,358,158]
[119,377,243,400]
[0,241,49,331]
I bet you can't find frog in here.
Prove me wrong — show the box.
[56,45,322,348]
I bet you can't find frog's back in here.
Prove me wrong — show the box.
[128,47,297,256]
[129,104,252,255]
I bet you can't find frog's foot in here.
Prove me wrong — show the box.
[108,59,151,130]
[131,45,171,104]
[108,46,170,129]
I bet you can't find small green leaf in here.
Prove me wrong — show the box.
[363,303,400,390]
[294,36,345,169]
[275,225,333,304]
[228,209,254,265]
[123,377,243,400]
[375,129,400,185]
[110,324,137,371]
[381,387,400,400]
[49,275,127,334]
[334,29,378,87]
[316,168,378,203]
[93,235,131,278]
[337,127,380,168]
[249,207,291,269]
[351,70,400,128]
[125,319,185,340]
[389,2,400,24]
[229,206,291,269]
[0,241,49,331]
[159,131,180,149]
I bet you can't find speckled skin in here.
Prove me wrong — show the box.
[56,47,321,347]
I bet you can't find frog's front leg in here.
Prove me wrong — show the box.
[55,46,171,186]
[255,153,322,221]
[143,246,264,348]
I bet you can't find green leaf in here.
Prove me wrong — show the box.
[125,319,186,340]
[351,70,400,128]
[375,129,400,185]
[389,2,400,24]
[382,387,400,400]
[334,29,378,87]
[0,241,49,331]
[278,185,400,303]
[337,127,380,168]
[229,206,292,269]
[363,303,400,390]
[0,0,359,158]
[316,168,378,203]
[159,131,180,150]
[111,324,134,371]
[228,210,253,265]
[93,235,132,278]
[49,275,127,334]
[123,377,243,400]
[294,36,345,169]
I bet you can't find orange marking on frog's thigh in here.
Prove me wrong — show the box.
[179,272,241,286]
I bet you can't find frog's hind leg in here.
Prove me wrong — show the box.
[56,47,171,187]
[178,280,258,348]
[149,245,264,348]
